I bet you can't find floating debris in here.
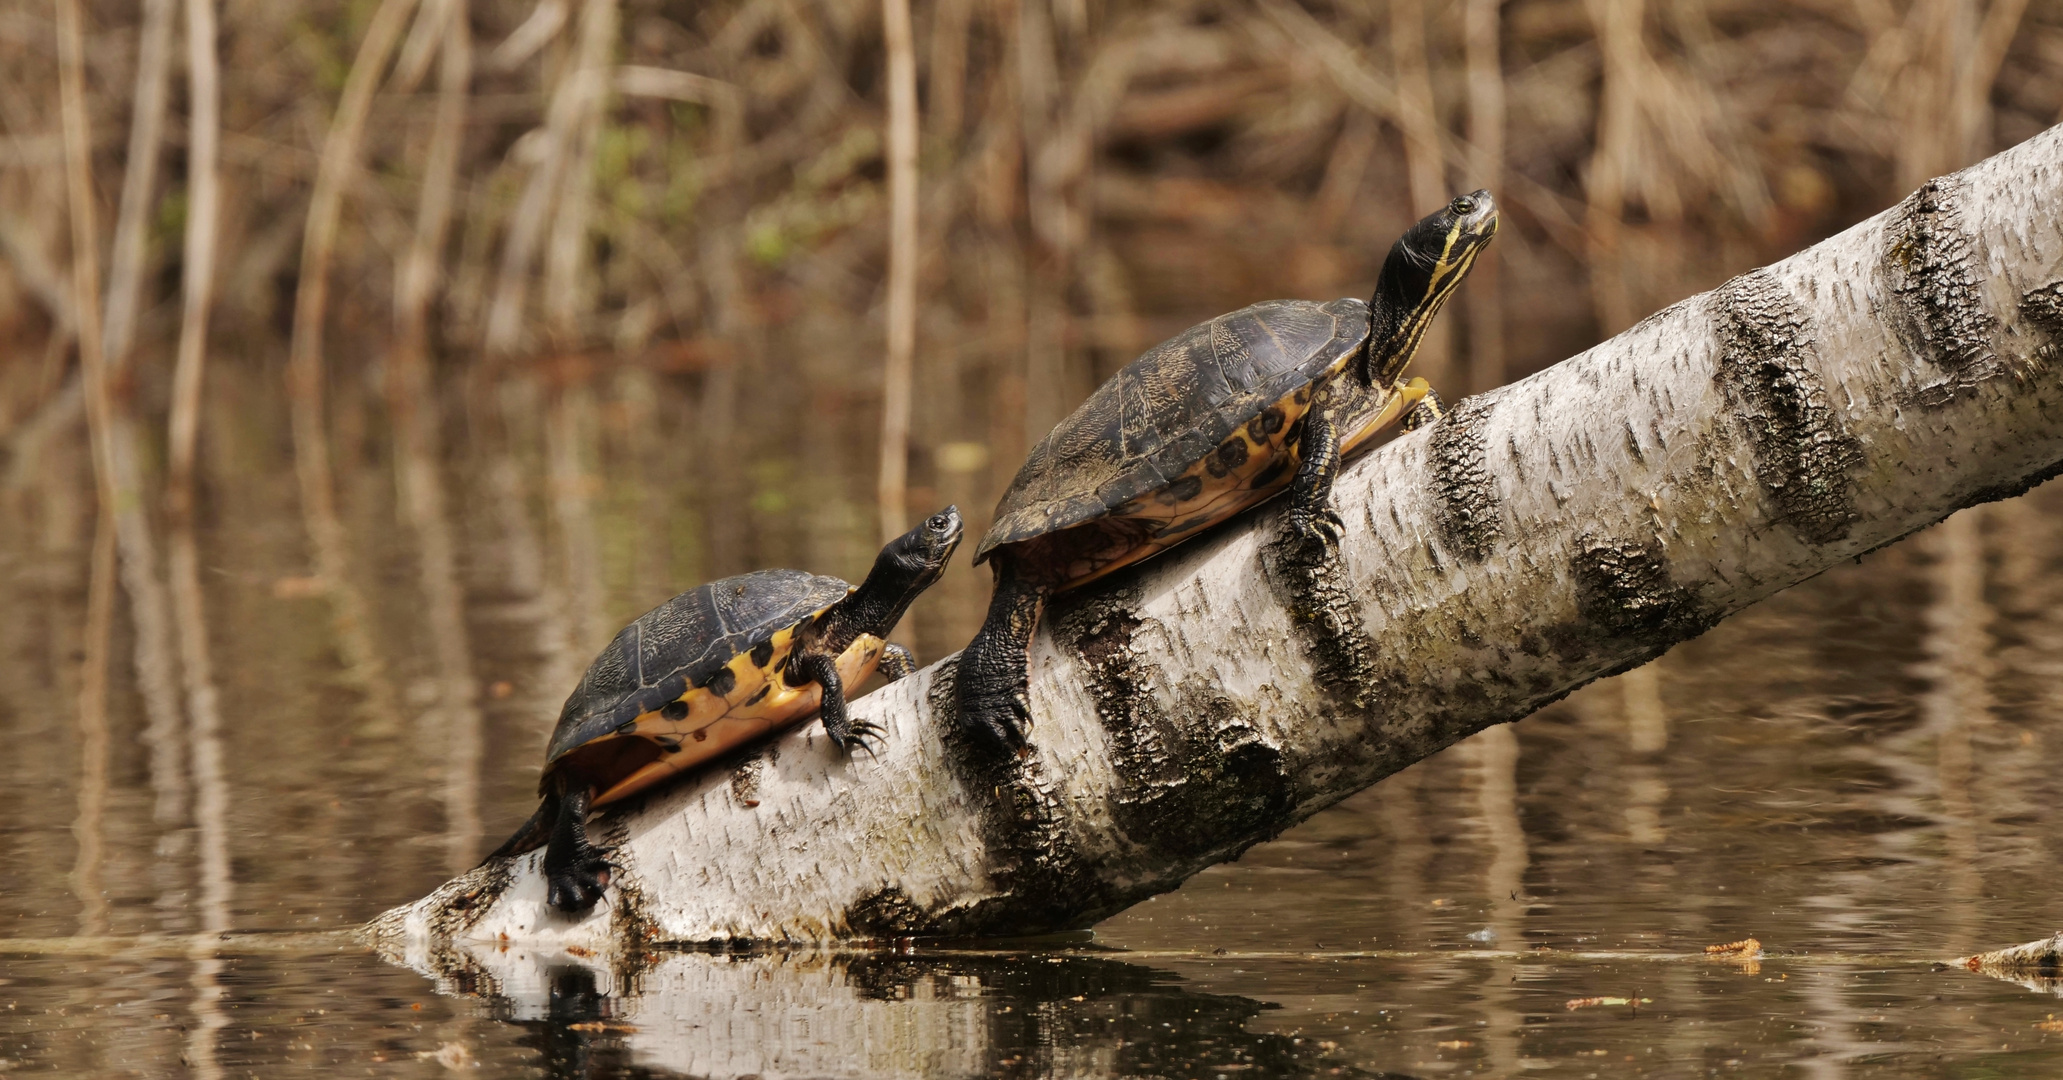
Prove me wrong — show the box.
[1705,937,1763,975]
[565,1020,640,1033]
[1565,996,1652,1010]
[2037,1015,2063,1033]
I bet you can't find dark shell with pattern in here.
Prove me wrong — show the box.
[543,569,851,764]
[975,297,1371,562]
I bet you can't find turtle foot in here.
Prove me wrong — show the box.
[1285,504,1345,562]
[827,716,887,758]
[958,686,1030,754]
[544,847,615,914]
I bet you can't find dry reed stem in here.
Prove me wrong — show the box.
[96,0,187,831]
[170,0,231,943]
[542,0,618,343]
[391,0,456,95]
[1463,0,1505,393]
[391,0,482,872]
[1581,0,1639,336]
[1389,0,1451,385]
[878,0,919,542]
[285,0,419,733]
[101,0,173,374]
[168,0,221,517]
[55,0,115,939]
[486,0,617,356]
[1255,0,1589,254]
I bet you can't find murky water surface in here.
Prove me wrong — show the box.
[3,373,2061,1077]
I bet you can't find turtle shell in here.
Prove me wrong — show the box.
[542,569,852,778]
[977,297,1371,563]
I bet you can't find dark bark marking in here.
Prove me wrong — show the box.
[1427,392,1502,562]
[1569,534,1716,641]
[2020,281,2063,369]
[1882,177,2007,398]
[843,886,929,937]
[1714,269,1863,544]
[1051,595,1294,872]
[925,648,1102,936]
[405,857,515,943]
[1262,541,1384,712]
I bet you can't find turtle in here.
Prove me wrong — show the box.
[956,191,1498,751]
[485,506,964,913]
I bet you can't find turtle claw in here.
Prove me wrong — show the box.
[1286,505,1346,558]
[958,686,1030,754]
[832,717,887,758]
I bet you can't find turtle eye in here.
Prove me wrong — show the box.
[1449,195,1477,216]
[927,514,948,532]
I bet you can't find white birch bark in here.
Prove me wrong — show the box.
[368,125,2063,956]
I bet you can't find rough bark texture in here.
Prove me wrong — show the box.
[369,126,2063,956]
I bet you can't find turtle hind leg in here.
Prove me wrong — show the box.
[479,798,552,866]
[957,556,1044,753]
[541,786,614,914]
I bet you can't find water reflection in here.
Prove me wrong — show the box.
[6,356,2063,1076]
[397,942,1390,1079]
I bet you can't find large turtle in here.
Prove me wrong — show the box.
[957,192,1498,750]
[486,506,964,912]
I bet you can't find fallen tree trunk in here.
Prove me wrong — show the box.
[369,125,2063,954]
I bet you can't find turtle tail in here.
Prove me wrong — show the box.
[479,796,554,866]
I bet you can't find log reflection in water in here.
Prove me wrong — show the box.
[415,943,1345,1080]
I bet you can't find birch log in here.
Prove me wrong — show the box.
[369,126,2063,954]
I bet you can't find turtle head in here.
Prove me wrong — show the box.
[848,505,965,636]
[1367,190,1498,381]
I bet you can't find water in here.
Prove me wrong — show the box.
[3,367,2062,1077]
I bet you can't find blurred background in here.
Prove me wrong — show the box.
[5,1,2063,1076]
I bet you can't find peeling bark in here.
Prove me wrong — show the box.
[370,126,2063,954]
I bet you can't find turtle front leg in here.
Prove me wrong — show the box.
[1286,407,1346,557]
[957,555,1044,752]
[878,642,917,681]
[793,652,883,755]
[541,787,614,914]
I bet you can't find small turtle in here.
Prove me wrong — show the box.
[486,506,964,912]
[957,193,1498,750]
